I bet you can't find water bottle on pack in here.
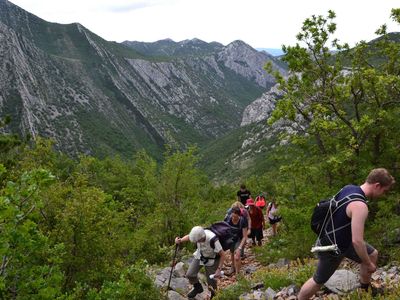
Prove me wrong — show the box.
[209,271,224,279]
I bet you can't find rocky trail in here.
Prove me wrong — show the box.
[155,225,400,300]
[217,227,273,290]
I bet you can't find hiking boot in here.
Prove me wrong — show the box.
[371,286,385,297]
[210,288,216,299]
[365,286,385,297]
[359,283,385,297]
[187,282,203,298]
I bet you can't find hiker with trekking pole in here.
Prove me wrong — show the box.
[175,226,226,299]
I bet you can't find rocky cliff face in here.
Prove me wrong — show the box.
[217,41,285,88]
[0,0,287,158]
[240,84,284,126]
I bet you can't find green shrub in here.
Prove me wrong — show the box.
[213,277,251,300]
[287,259,316,286]
[258,271,292,291]
[366,195,400,264]
[86,262,163,300]
[254,203,316,264]
[251,259,315,291]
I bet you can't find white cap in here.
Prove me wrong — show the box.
[189,226,206,243]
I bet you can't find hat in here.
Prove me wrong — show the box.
[189,226,206,243]
[246,198,255,206]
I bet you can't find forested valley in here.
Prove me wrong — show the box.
[1,9,400,300]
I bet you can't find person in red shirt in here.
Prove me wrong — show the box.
[246,198,265,246]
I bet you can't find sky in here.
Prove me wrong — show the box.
[8,0,400,49]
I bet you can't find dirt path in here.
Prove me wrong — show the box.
[218,226,273,289]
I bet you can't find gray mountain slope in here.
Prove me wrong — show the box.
[0,0,287,159]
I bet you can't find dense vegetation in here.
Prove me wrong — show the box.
[259,8,400,260]
[216,8,400,299]
[0,133,236,299]
[1,8,400,300]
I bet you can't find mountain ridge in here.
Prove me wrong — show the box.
[0,0,287,159]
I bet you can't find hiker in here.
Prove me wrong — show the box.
[266,199,281,236]
[255,193,267,210]
[225,206,248,276]
[237,184,251,206]
[175,226,226,299]
[247,198,265,246]
[298,168,395,300]
[224,201,251,257]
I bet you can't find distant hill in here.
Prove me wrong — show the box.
[256,48,284,56]
[201,34,400,181]
[122,38,225,57]
[198,85,285,182]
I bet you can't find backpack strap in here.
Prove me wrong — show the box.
[317,192,367,249]
[200,233,220,263]
[209,235,218,249]
[331,192,367,215]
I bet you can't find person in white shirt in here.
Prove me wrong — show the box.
[175,226,226,299]
[267,200,282,236]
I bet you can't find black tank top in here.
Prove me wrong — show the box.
[322,185,367,252]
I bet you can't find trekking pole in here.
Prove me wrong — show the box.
[166,243,179,292]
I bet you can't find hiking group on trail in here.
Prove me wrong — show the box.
[174,168,395,300]
[175,188,280,299]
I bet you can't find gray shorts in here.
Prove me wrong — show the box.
[313,243,376,284]
[230,240,241,253]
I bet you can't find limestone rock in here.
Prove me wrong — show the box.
[167,290,186,300]
[265,287,276,300]
[276,258,290,268]
[241,84,284,126]
[169,277,191,294]
[173,262,186,278]
[324,269,359,295]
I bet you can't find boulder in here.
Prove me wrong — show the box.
[239,290,265,300]
[276,258,290,268]
[244,265,258,274]
[155,265,190,294]
[155,267,171,288]
[286,284,299,296]
[324,269,359,294]
[265,287,276,300]
[168,290,186,300]
[173,262,186,277]
[169,277,191,294]
[194,287,211,300]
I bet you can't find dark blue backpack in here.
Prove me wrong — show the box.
[207,221,235,251]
